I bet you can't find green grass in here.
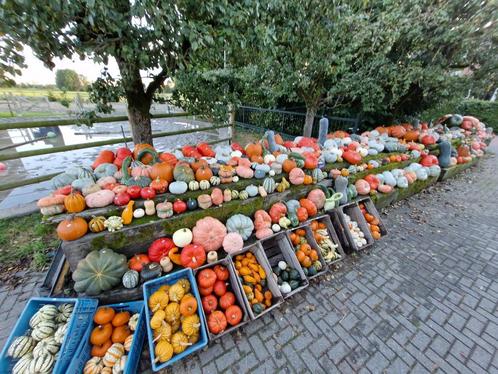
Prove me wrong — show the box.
[0,213,58,271]
[0,87,90,100]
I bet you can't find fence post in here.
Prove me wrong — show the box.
[228,104,236,144]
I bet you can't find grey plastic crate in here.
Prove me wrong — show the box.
[230,242,284,320]
[326,208,351,250]
[287,223,328,279]
[356,196,388,236]
[194,257,250,342]
[308,215,346,265]
[260,232,309,299]
[337,202,374,251]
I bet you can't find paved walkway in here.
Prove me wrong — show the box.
[0,146,497,373]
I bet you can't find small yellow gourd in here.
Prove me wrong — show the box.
[176,279,191,293]
[171,332,191,354]
[164,303,180,323]
[153,321,172,343]
[188,330,200,344]
[155,341,174,363]
[148,291,169,312]
[121,201,134,225]
[168,283,185,303]
[170,319,180,333]
[150,310,166,330]
[182,314,200,336]
[158,285,170,293]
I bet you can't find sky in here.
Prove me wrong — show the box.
[17,46,120,85]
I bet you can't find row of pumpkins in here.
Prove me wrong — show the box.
[7,303,74,374]
[71,187,331,296]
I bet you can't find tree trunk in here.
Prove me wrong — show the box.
[303,105,317,137]
[127,99,153,145]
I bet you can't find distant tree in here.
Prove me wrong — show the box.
[55,69,82,91]
[1,0,254,145]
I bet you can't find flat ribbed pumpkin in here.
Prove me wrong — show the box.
[192,217,227,252]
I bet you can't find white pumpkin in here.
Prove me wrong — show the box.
[172,228,193,247]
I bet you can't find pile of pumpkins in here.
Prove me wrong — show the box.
[147,279,201,363]
[83,307,140,374]
[7,303,74,373]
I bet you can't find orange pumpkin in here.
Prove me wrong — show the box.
[282,159,297,174]
[94,307,116,325]
[389,125,406,139]
[64,191,86,213]
[195,165,213,182]
[149,162,174,182]
[296,207,308,222]
[190,159,208,172]
[299,198,317,216]
[245,142,263,158]
[91,340,112,357]
[111,325,131,343]
[133,143,155,164]
[180,295,198,317]
[158,152,178,165]
[90,323,113,345]
[112,311,131,327]
[56,215,88,241]
[404,130,420,142]
[303,175,313,185]
[250,155,264,164]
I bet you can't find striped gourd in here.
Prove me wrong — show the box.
[112,355,128,374]
[199,180,210,190]
[37,304,59,321]
[12,353,33,374]
[33,337,60,357]
[188,180,199,191]
[54,323,68,344]
[31,320,57,341]
[262,177,276,193]
[56,303,74,323]
[238,191,249,200]
[103,343,125,367]
[312,168,325,183]
[29,313,43,329]
[209,176,220,186]
[124,334,134,352]
[83,357,104,374]
[8,335,35,358]
[29,353,55,374]
[231,190,239,199]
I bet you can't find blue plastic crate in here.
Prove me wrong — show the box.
[67,301,146,374]
[0,297,98,374]
[143,269,208,371]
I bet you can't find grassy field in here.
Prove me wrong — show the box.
[0,87,90,100]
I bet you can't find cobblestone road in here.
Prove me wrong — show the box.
[1,147,497,374]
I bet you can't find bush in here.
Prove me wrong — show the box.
[47,91,58,102]
[420,99,498,132]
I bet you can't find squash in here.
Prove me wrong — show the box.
[238,190,249,200]
[57,215,88,241]
[72,249,128,295]
[192,217,227,251]
[235,165,254,179]
[94,163,118,179]
[211,187,224,205]
[223,232,244,253]
[207,311,227,335]
[173,162,195,183]
[112,355,128,373]
[438,140,452,168]
[180,244,206,269]
[198,179,210,190]
[89,216,106,233]
[64,191,86,213]
[84,357,104,374]
[148,290,169,312]
[150,161,174,183]
[36,194,66,216]
[209,176,221,186]
[180,295,198,317]
[102,343,125,367]
[91,323,113,345]
[122,270,139,289]
[94,307,116,325]
[262,177,276,194]
[85,189,115,208]
[7,335,35,358]
[172,228,193,248]
[307,189,326,210]
[168,283,185,303]
[155,341,174,363]
[29,354,54,374]
[51,172,77,190]
[299,198,318,216]
[72,177,97,191]
[195,165,213,181]
[128,252,151,273]
[164,303,181,323]
[269,202,287,223]
[168,181,188,195]
[355,179,371,195]
[226,214,254,240]
[182,314,200,336]
[289,168,305,185]
[197,194,212,210]
[171,332,191,354]
[245,142,263,158]
[141,262,162,282]
[150,177,168,194]
[188,180,199,191]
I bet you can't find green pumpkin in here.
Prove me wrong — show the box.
[120,156,151,187]
[173,163,195,183]
[252,303,265,314]
[226,214,254,240]
[51,172,76,189]
[94,163,118,179]
[71,177,96,191]
[122,270,139,289]
[262,177,276,193]
[72,249,128,296]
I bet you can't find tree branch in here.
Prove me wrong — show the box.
[145,69,168,99]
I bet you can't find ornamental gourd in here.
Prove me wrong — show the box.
[102,343,125,367]
[209,176,221,186]
[122,270,139,289]
[192,217,227,252]
[57,215,88,241]
[226,214,254,240]
[289,168,305,185]
[172,228,193,247]
[262,177,276,193]
[72,249,128,295]
[89,216,106,233]
[37,194,65,216]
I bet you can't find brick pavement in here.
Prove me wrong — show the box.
[1,150,497,373]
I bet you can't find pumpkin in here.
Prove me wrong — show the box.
[112,355,128,373]
[179,295,198,317]
[182,314,200,336]
[92,150,115,169]
[57,215,88,241]
[289,168,305,185]
[342,150,362,165]
[190,159,208,172]
[29,354,55,374]
[208,310,227,334]
[164,302,181,323]
[195,165,213,181]
[84,357,104,374]
[82,183,101,197]
[296,207,308,222]
[268,202,286,224]
[389,125,406,138]
[7,335,35,358]
[303,174,313,185]
[148,291,169,312]
[51,172,76,189]
[245,142,263,158]
[103,343,125,367]
[148,237,175,262]
[254,209,272,231]
[236,165,254,179]
[94,307,116,325]
[133,144,154,164]
[211,188,224,205]
[226,214,254,240]
[171,332,191,354]
[91,323,113,345]
[85,189,115,208]
[150,178,168,194]
[197,194,212,210]
[307,189,326,210]
[122,270,139,289]
[169,283,185,303]
[72,249,128,295]
[262,177,276,193]
[64,191,86,213]
[37,194,66,216]
[225,305,243,326]
[156,201,173,219]
[355,179,371,195]
[112,325,131,343]
[180,244,206,269]
[404,129,420,142]
[155,341,174,363]
[209,176,221,185]
[98,176,116,188]
[173,162,195,183]
[188,180,199,191]
[192,217,227,252]
[299,198,318,216]
[223,232,244,253]
[149,161,174,182]
[169,181,188,195]
[172,228,193,247]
